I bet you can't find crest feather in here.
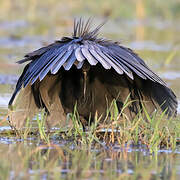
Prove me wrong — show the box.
[73,18,106,41]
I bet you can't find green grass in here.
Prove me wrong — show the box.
[6,98,180,154]
[59,100,179,153]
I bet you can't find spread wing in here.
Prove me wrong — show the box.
[8,38,166,106]
[9,19,167,107]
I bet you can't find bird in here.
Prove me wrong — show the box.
[8,18,177,129]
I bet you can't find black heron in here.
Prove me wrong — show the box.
[8,19,177,129]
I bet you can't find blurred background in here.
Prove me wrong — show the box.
[0,0,180,115]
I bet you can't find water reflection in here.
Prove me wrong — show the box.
[0,140,179,179]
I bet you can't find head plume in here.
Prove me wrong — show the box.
[73,18,106,41]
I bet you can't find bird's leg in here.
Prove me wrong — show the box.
[82,62,90,98]
[83,71,87,97]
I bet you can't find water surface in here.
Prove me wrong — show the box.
[0,2,180,179]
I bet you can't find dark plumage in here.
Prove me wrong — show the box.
[8,19,177,129]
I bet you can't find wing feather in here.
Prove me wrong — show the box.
[24,42,72,86]
[63,44,78,70]
[104,52,134,79]
[81,46,98,65]
[88,45,111,69]
[63,53,76,70]
[30,48,67,84]
[76,61,84,69]
[75,47,85,62]
[93,46,124,75]
[93,43,134,79]
[96,43,165,85]
[113,51,160,82]
[109,45,165,85]
[16,42,64,64]
[51,44,75,74]
[38,48,67,82]
[23,48,60,86]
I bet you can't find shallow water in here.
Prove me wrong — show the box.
[0,137,180,179]
[0,1,180,179]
